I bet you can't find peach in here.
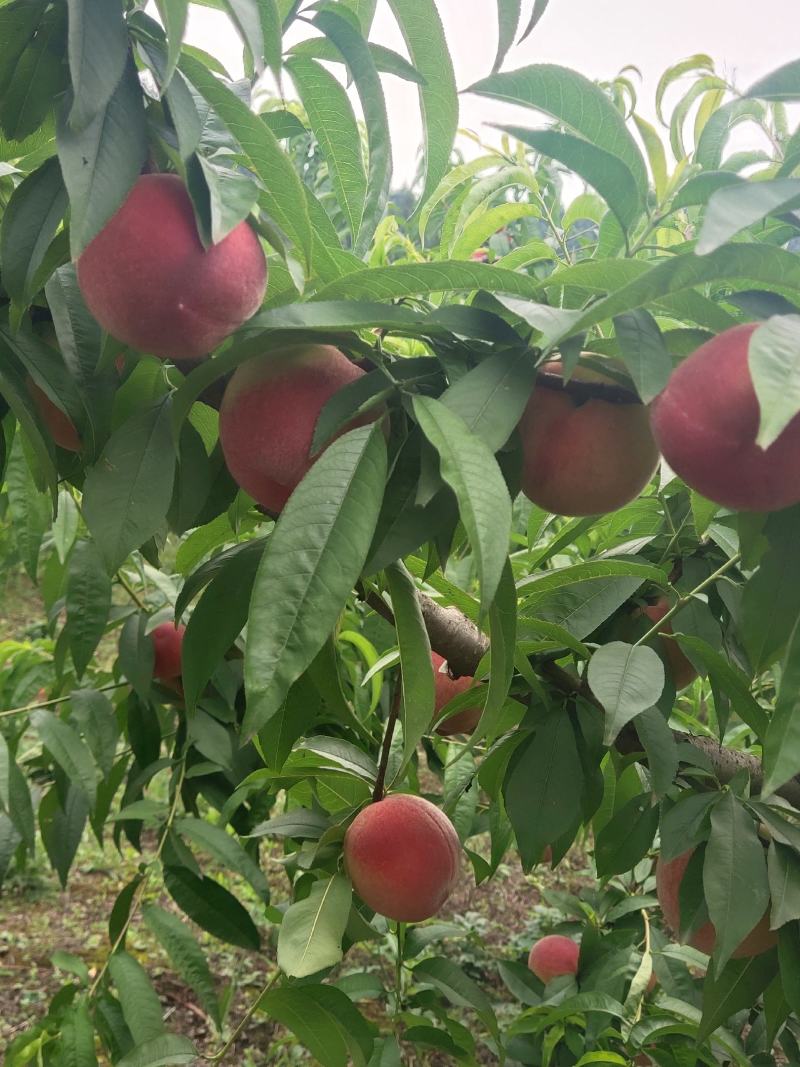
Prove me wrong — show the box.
[519,362,659,516]
[150,622,186,681]
[640,598,698,690]
[527,934,580,983]
[656,849,775,958]
[432,651,481,736]
[343,794,461,923]
[77,174,266,361]
[27,378,80,452]
[218,343,369,513]
[651,323,800,511]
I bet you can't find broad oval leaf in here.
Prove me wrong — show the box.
[277,873,352,978]
[587,642,665,745]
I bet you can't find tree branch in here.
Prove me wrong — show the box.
[365,588,800,809]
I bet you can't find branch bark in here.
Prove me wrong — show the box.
[366,588,800,810]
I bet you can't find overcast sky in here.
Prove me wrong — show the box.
[183,0,800,185]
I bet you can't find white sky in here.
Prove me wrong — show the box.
[184,0,800,186]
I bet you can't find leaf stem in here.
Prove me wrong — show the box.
[88,750,187,997]
[372,681,402,803]
[0,682,126,720]
[204,968,281,1063]
[634,552,742,648]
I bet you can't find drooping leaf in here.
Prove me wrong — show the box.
[277,874,352,978]
[613,309,673,403]
[244,423,387,737]
[697,177,800,255]
[259,984,375,1067]
[32,709,97,805]
[66,539,111,678]
[587,642,665,745]
[697,950,778,1043]
[494,0,521,71]
[116,1034,197,1067]
[143,905,221,1028]
[108,951,166,1046]
[66,0,128,131]
[164,866,261,950]
[768,841,800,930]
[174,816,269,901]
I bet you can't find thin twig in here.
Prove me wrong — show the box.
[116,569,149,611]
[0,682,126,720]
[634,552,742,648]
[204,969,280,1063]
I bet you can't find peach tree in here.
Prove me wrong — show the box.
[1,1,800,1064]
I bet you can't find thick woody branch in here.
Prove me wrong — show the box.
[366,588,800,810]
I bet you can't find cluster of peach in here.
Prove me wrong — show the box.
[32,174,800,523]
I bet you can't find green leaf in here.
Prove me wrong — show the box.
[478,559,517,739]
[250,808,331,839]
[503,712,582,869]
[762,616,800,795]
[313,261,542,302]
[519,0,550,40]
[468,64,647,197]
[496,125,642,232]
[243,423,387,737]
[705,792,771,974]
[450,201,539,258]
[613,309,673,403]
[181,538,261,711]
[39,785,89,888]
[0,348,57,502]
[745,60,800,102]
[108,952,166,1046]
[413,396,511,616]
[0,5,67,142]
[164,866,261,950]
[385,562,434,761]
[278,873,352,978]
[779,922,800,1015]
[82,398,177,574]
[697,177,800,255]
[179,52,312,271]
[286,54,366,242]
[414,956,498,1036]
[673,635,768,736]
[297,736,378,780]
[695,98,765,170]
[595,793,659,877]
[154,0,189,88]
[634,707,678,798]
[66,0,128,131]
[4,428,51,578]
[143,905,221,1029]
[494,0,521,71]
[0,734,35,849]
[748,315,800,449]
[587,642,665,745]
[0,155,67,312]
[60,1000,97,1067]
[697,950,778,1043]
[117,1034,197,1067]
[190,152,259,245]
[740,515,800,675]
[66,539,111,678]
[57,57,148,257]
[32,709,97,805]
[385,0,457,209]
[258,984,375,1067]
[768,841,800,930]
[175,816,269,901]
[655,53,714,124]
[441,346,537,453]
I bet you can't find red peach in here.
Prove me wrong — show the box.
[640,598,698,690]
[656,849,775,958]
[432,651,481,736]
[77,174,267,361]
[27,378,80,452]
[651,323,800,511]
[150,622,186,681]
[219,343,370,513]
[527,934,580,983]
[343,794,461,923]
[519,362,659,516]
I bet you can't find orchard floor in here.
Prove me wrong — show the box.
[0,568,592,1064]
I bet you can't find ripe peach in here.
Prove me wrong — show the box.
[527,934,580,983]
[27,378,80,452]
[432,651,481,736]
[343,794,461,923]
[77,174,267,361]
[218,343,370,513]
[656,849,776,957]
[519,362,659,516]
[640,598,698,690]
[150,622,186,681]
[651,323,800,511]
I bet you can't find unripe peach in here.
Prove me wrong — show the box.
[77,174,267,361]
[27,378,80,451]
[527,934,580,983]
[343,794,461,923]
[519,362,659,516]
[656,849,776,957]
[432,651,481,736]
[640,598,698,690]
[651,323,800,511]
[219,343,370,513]
[150,622,186,681]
